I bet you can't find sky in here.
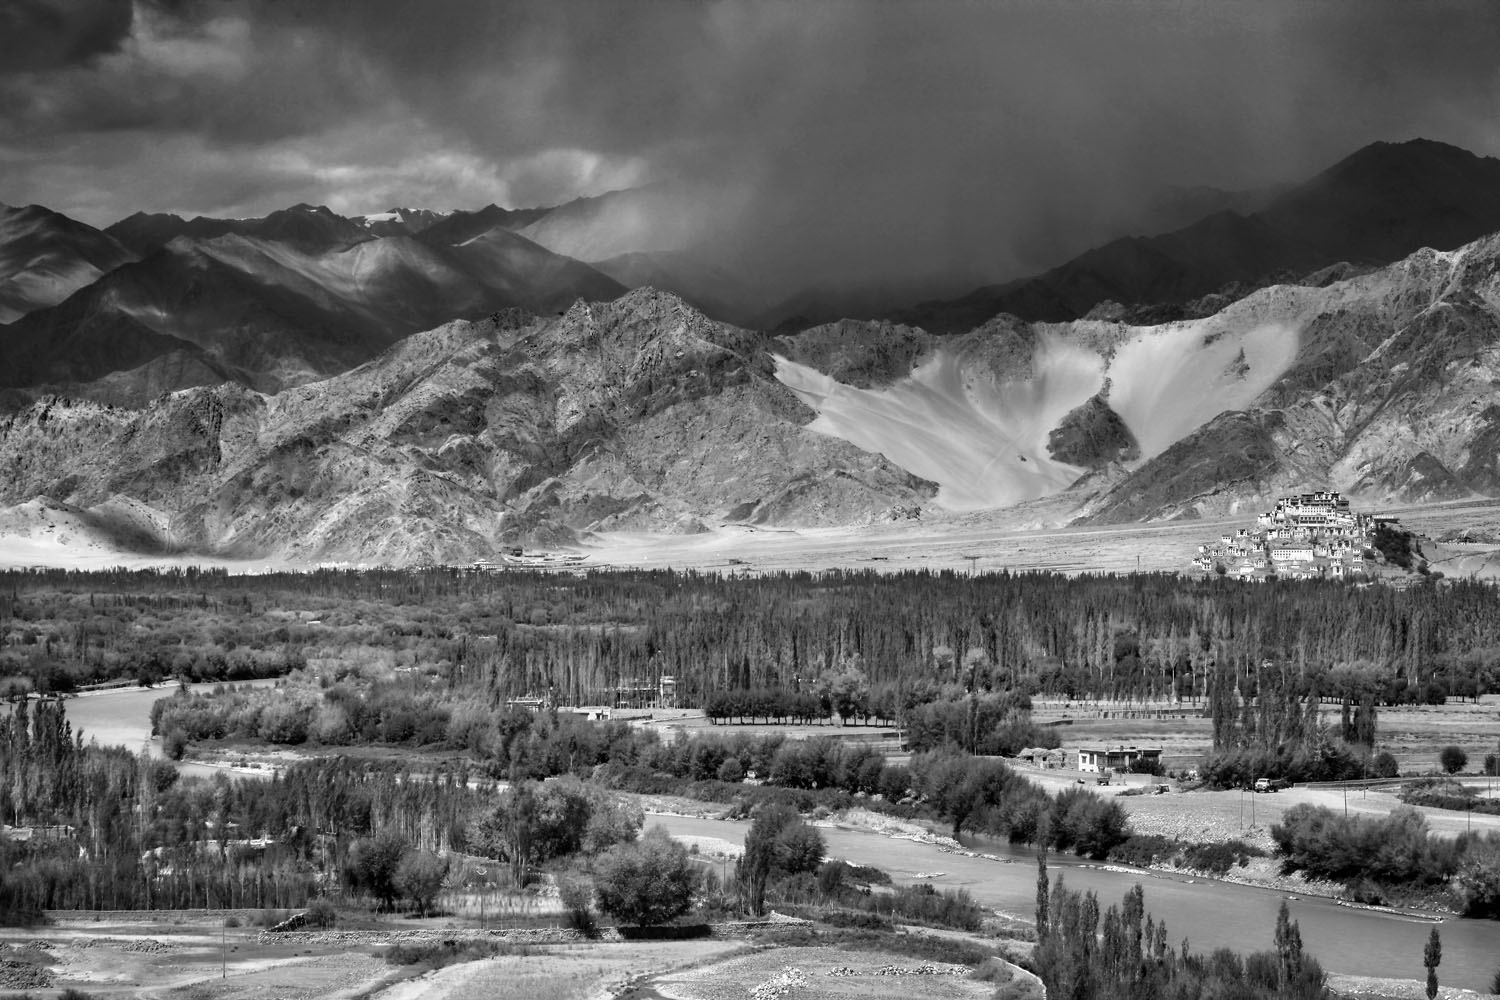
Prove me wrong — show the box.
[3,0,1500,294]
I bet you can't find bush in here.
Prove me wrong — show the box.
[816,861,846,898]
[385,939,524,968]
[1108,835,1263,874]
[1182,840,1265,875]
[594,826,698,927]
[1440,745,1468,774]
[1370,751,1399,779]
[306,897,338,929]
[256,908,289,928]
[1271,804,1458,888]
[396,850,448,917]
[557,876,597,937]
[741,803,826,915]
[971,957,1015,983]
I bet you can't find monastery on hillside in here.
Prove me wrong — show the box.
[1191,490,1399,581]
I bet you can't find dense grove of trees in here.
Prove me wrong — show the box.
[1271,804,1500,914]
[1035,853,1328,1000]
[0,696,496,915]
[2,677,1125,919]
[7,566,1500,924]
[5,567,1499,711]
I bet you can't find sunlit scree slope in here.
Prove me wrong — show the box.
[777,227,1500,522]
[774,302,1300,510]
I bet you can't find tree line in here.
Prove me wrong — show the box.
[5,567,1500,711]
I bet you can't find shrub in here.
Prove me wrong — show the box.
[594,826,698,927]
[396,850,448,917]
[306,897,338,929]
[1440,745,1468,774]
[843,863,891,885]
[816,860,846,898]
[1182,840,1265,875]
[971,957,1015,983]
[256,908,289,928]
[1271,804,1458,888]
[741,803,826,915]
[1127,756,1164,776]
[557,876,597,937]
[384,939,524,968]
[1370,751,1399,779]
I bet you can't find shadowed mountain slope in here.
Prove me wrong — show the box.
[0,204,137,323]
[897,139,1500,333]
[0,291,932,562]
[0,227,626,406]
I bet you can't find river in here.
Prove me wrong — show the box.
[59,686,1500,989]
[652,813,1500,992]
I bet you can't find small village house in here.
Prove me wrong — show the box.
[1075,745,1163,774]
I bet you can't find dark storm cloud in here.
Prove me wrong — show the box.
[0,0,133,74]
[3,1,1499,296]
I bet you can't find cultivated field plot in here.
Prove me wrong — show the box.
[650,946,990,1000]
[1032,695,1500,774]
[372,939,749,1000]
[0,924,391,1000]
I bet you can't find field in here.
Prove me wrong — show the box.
[649,945,992,1000]
[0,918,766,1000]
[1030,695,1500,776]
[586,497,1500,577]
[371,939,751,1000]
[0,917,394,1000]
[7,494,1500,579]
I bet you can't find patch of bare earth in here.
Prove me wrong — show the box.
[650,946,990,1000]
[368,939,751,1000]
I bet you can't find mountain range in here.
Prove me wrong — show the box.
[2,138,1500,562]
[895,138,1500,332]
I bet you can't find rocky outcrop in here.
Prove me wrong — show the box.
[0,293,933,562]
[1047,393,1139,469]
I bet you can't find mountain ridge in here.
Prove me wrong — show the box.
[893,138,1500,333]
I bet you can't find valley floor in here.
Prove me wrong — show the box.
[8,496,1499,580]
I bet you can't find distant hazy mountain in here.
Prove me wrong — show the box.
[0,222,626,406]
[106,203,373,256]
[896,139,1500,332]
[0,203,137,323]
[8,226,1500,560]
[0,291,931,561]
[8,137,1500,562]
[349,207,452,237]
[416,203,554,246]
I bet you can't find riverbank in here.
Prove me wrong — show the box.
[1327,973,1489,1000]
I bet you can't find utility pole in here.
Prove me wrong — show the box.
[222,916,227,979]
